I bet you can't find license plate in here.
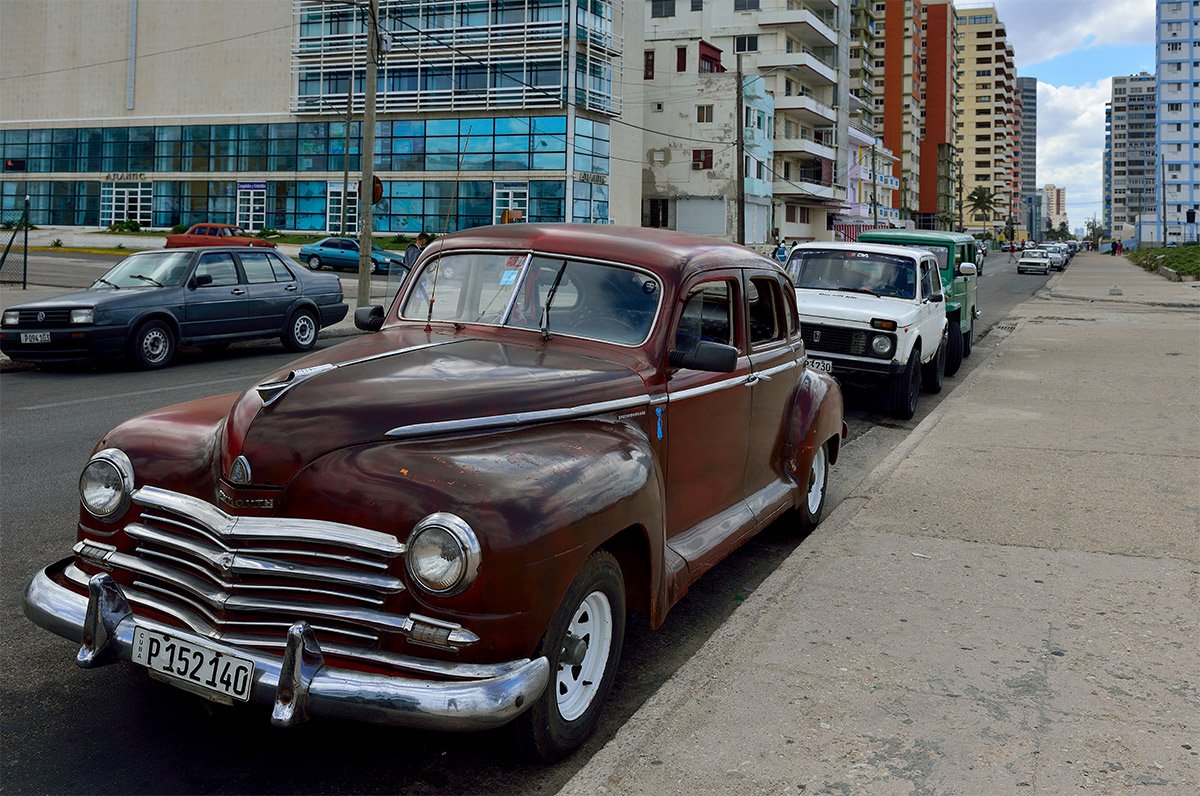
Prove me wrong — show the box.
[809,358,834,373]
[131,626,253,702]
[21,332,51,343]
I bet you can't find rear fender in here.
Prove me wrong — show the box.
[786,369,845,491]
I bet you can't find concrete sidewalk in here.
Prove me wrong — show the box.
[561,253,1200,793]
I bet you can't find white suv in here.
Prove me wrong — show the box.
[787,242,971,419]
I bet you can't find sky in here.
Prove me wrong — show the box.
[988,0,1157,233]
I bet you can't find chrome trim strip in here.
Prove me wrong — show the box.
[757,360,799,379]
[124,523,405,593]
[27,567,546,730]
[385,394,652,439]
[496,253,533,322]
[667,373,749,402]
[134,487,405,558]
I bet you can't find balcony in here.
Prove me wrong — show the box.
[758,50,837,86]
[775,135,837,160]
[759,9,838,47]
[773,178,838,201]
[776,93,838,124]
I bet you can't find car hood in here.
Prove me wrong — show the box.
[6,286,167,311]
[794,289,920,326]
[222,328,649,487]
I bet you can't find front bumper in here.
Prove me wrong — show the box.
[24,561,550,731]
[808,351,904,378]
[0,326,127,363]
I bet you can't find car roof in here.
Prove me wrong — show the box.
[857,229,977,244]
[424,223,779,279]
[790,241,931,261]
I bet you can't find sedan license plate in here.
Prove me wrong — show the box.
[809,358,834,373]
[20,332,51,343]
[131,626,253,702]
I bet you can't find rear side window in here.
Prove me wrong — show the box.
[240,251,292,283]
[747,276,785,347]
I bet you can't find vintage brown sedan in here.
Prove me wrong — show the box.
[24,224,846,760]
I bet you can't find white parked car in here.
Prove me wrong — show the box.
[1017,248,1052,275]
[1045,243,1070,269]
[786,242,968,419]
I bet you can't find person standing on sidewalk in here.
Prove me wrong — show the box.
[404,231,430,270]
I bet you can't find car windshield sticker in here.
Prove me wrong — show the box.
[500,269,519,286]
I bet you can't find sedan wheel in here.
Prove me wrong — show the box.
[282,309,318,352]
[130,320,175,370]
[517,550,625,762]
[307,255,321,270]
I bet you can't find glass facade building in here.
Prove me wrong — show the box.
[1,0,621,232]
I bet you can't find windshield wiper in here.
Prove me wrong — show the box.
[130,274,164,287]
[94,278,120,289]
[539,260,569,341]
[838,287,878,296]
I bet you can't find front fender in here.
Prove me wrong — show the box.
[281,416,665,660]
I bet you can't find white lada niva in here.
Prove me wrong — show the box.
[786,241,975,419]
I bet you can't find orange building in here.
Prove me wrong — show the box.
[918,1,960,229]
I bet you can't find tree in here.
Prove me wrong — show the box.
[1056,221,1070,240]
[965,188,1000,227]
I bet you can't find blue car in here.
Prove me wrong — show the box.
[0,247,347,369]
[298,236,406,274]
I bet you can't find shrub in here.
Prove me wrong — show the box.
[50,238,63,247]
[256,226,280,239]
[106,219,142,233]
[170,223,188,234]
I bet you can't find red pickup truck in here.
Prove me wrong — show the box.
[164,223,276,248]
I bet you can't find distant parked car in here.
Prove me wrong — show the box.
[1017,249,1052,275]
[0,247,347,369]
[298,237,407,275]
[165,223,275,249]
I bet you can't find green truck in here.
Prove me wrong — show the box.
[856,229,980,376]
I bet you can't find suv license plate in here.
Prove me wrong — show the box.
[809,358,834,373]
[132,626,253,702]
[21,332,51,343]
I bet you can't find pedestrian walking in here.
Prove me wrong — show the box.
[404,231,430,269]
[774,240,788,264]
[1007,242,1017,263]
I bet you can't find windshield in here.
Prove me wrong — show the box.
[879,242,949,271]
[786,249,918,299]
[400,252,662,345]
[93,251,194,289]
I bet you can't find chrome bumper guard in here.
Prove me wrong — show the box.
[25,562,550,731]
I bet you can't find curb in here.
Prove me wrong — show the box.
[557,320,1020,795]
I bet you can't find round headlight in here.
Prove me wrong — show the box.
[405,513,481,596]
[871,334,894,357]
[79,449,134,521]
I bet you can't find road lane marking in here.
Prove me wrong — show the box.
[19,375,254,411]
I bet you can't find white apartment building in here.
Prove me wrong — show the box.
[641,0,849,244]
[1104,72,1157,242]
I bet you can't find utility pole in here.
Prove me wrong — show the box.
[956,160,964,232]
[1161,157,1167,247]
[871,139,879,227]
[735,54,745,245]
[356,0,379,308]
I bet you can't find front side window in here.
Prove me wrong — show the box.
[675,281,733,352]
[787,249,918,300]
[195,252,240,287]
[400,253,661,346]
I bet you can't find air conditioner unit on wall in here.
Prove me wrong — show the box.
[692,162,703,170]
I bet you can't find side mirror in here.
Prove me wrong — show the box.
[354,304,385,332]
[928,293,945,303]
[958,263,977,277]
[668,341,738,373]
[189,273,213,289]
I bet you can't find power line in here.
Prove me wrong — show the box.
[0,24,296,82]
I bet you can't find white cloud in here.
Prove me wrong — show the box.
[1035,78,1113,228]
[993,0,1157,69]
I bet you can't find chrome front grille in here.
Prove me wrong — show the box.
[76,486,407,658]
[801,323,868,356]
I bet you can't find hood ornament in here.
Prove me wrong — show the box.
[229,455,252,485]
[256,364,336,407]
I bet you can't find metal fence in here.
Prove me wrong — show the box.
[0,199,30,288]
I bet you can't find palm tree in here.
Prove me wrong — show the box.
[966,187,1000,228]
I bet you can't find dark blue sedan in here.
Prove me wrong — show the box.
[0,247,347,369]
[298,237,406,274]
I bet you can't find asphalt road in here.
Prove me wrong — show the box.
[0,250,1050,794]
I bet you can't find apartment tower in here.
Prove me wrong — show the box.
[1104,72,1157,242]
[1016,76,1039,238]
[917,1,960,230]
[878,0,924,220]
[1148,0,1199,244]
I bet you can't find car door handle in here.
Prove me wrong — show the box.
[285,284,297,291]
[231,288,247,295]
[744,373,772,387]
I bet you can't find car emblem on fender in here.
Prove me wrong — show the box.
[229,455,252,485]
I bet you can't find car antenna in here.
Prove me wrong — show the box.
[539,260,569,341]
